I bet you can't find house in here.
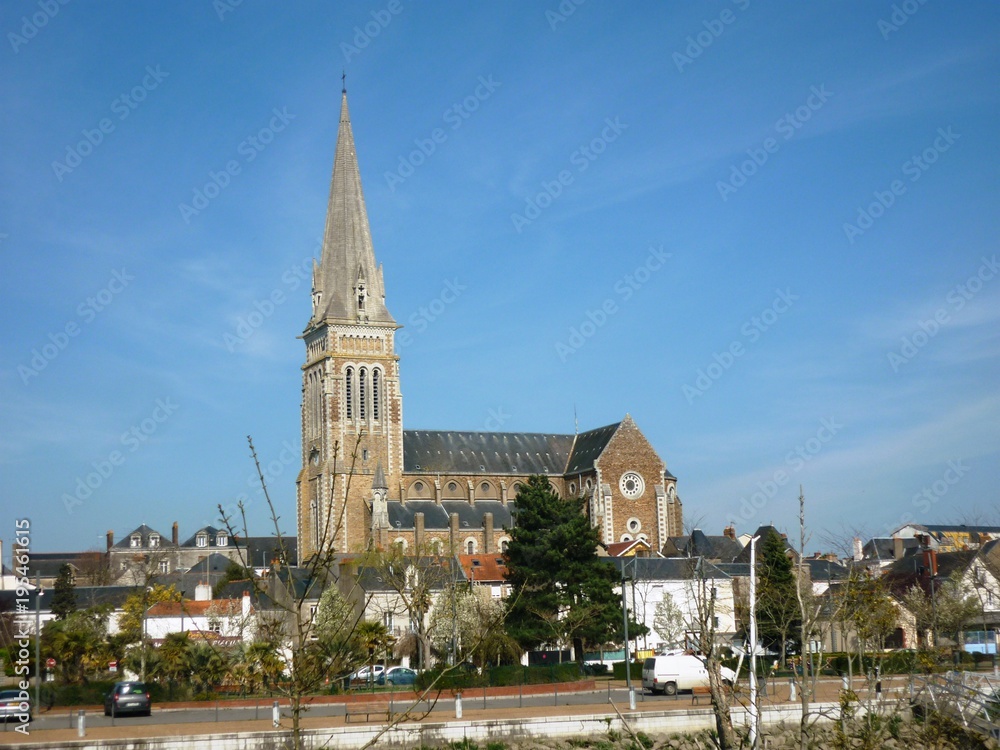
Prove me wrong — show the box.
[891,524,1000,552]
[609,556,738,653]
[458,553,509,599]
[661,527,743,563]
[145,586,254,645]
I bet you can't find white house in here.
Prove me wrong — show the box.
[145,585,254,644]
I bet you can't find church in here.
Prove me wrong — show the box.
[295,90,683,561]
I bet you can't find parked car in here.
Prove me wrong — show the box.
[0,690,31,722]
[104,682,151,717]
[349,665,386,684]
[377,666,418,686]
[641,654,736,696]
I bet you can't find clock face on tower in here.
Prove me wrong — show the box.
[619,472,644,499]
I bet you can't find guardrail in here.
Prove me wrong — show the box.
[910,670,1000,739]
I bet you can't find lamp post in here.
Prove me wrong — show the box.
[34,575,43,710]
[621,559,635,710]
[748,535,761,748]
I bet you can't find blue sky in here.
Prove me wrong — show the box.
[1,2,998,554]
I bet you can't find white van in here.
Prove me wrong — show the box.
[641,654,735,695]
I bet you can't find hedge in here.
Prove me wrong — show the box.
[414,662,582,691]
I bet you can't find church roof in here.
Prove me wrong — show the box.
[403,430,576,475]
[311,91,394,328]
[565,423,619,474]
[401,423,625,477]
[386,499,512,530]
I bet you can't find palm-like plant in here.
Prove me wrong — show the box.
[354,621,391,687]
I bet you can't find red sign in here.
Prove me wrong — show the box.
[109,660,118,672]
[45,658,55,668]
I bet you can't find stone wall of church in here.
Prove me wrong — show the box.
[593,419,671,550]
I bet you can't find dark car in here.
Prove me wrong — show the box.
[0,690,31,722]
[104,682,151,717]
[377,666,417,685]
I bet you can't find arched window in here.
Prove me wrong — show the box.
[359,367,367,420]
[345,367,354,419]
[372,369,381,421]
[467,539,475,555]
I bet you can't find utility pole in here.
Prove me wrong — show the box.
[748,535,761,748]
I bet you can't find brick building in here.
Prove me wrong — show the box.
[295,90,683,560]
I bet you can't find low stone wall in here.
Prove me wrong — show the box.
[3,702,838,750]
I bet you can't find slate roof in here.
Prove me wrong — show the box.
[113,524,176,549]
[72,585,134,608]
[386,500,512,530]
[403,430,575,475]
[882,549,978,596]
[565,423,619,474]
[732,526,797,564]
[662,531,744,562]
[862,537,920,560]
[352,556,466,592]
[21,552,86,579]
[607,556,730,581]
[180,526,228,548]
[804,558,849,581]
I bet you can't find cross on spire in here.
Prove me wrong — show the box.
[341,70,346,94]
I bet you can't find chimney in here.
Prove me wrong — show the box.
[852,537,863,562]
[723,525,736,540]
[106,530,114,551]
[195,582,213,601]
[922,548,938,578]
[242,590,251,619]
[483,512,494,554]
[172,522,179,546]
[449,512,459,555]
[414,512,425,551]
[893,536,905,560]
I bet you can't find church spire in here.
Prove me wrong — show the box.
[311,91,395,328]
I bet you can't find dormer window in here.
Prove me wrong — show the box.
[196,533,208,548]
[130,534,141,548]
[149,534,160,548]
[216,533,228,547]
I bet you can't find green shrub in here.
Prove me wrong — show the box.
[611,661,643,680]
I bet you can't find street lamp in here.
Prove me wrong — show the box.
[34,575,44,710]
[621,559,635,710]
[748,535,761,749]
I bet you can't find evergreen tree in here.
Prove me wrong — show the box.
[756,529,801,664]
[51,563,77,620]
[504,475,621,659]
